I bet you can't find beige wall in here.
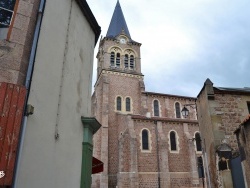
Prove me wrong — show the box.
[16,0,96,187]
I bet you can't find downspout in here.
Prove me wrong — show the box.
[154,120,161,188]
[13,0,46,187]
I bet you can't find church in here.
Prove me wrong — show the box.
[92,1,203,187]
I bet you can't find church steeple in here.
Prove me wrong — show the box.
[106,1,131,39]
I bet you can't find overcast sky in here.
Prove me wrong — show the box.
[87,0,250,97]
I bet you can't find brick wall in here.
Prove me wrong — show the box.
[92,32,202,188]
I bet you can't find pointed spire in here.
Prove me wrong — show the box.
[106,1,131,39]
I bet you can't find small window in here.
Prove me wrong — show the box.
[175,102,181,118]
[197,157,204,178]
[129,55,134,69]
[116,97,121,111]
[124,54,128,68]
[195,132,202,152]
[170,131,177,151]
[247,102,250,114]
[154,100,159,116]
[0,0,17,39]
[126,97,131,112]
[110,52,115,66]
[142,129,149,150]
[116,53,120,67]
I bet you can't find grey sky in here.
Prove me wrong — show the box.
[87,0,250,97]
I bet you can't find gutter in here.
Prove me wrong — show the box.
[13,0,46,187]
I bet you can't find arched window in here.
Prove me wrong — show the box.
[116,53,120,67]
[116,97,122,111]
[130,55,134,69]
[110,52,115,66]
[175,102,181,118]
[124,54,129,68]
[170,131,177,151]
[126,97,131,112]
[154,100,159,116]
[142,129,149,150]
[195,132,202,152]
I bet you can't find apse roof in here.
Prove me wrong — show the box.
[106,1,131,39]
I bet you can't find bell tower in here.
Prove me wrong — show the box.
[96,0,142,76]
[92,1,145,187]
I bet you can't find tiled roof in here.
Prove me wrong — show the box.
[214,87,250,93]
[106,1,131,39]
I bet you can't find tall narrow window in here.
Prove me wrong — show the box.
[154,100,159,116]
[142,129,149,150]
[197,157,204,178]
[116,97,121,111]
[247,102,250,114]
[175,102,181,118]
[0,0,17,39]
[195,132,202,152]
[170,131,177,151]
[124,54,129,68]
[110,52,115,67]
[116,53,120,67]
[126,97,131,112]
[130,55,134,69]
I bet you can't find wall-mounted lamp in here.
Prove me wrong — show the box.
[26,104,34,116]
[181,104,196,118]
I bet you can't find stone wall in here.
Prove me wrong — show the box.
[197,79,250,188]
[0,0,40,84]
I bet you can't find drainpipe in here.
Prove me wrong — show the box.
[154,120,161,188]
[13,0,46,187]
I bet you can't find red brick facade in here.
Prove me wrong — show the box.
[92,35,203,187]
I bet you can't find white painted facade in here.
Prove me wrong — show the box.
[16,0,99,187]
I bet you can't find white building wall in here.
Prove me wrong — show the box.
[16,0,96,187]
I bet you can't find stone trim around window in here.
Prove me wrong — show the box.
[140,128,152,153]
[114,95,133,114]
[194,131,202,154]
[168,130,180,153]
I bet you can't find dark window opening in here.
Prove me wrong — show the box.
[0,0,17,39]
[247,102,250,114]
[116,97,121,111]
[170,131,177,151]
[110,52,115,67]
[126,97,130,112]
[116,53,120,67]
[175,102,181,118]
[124,54,128,68]
[197,157,204,178]
[195,132,202,152]
[218,157,228,171]
[142,129,149,150]
[154,100,159,116]
[130,55,134,69]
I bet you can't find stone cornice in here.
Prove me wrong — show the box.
[142,91,196,100]
[131,115,198,125]
[94,69,144,87]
